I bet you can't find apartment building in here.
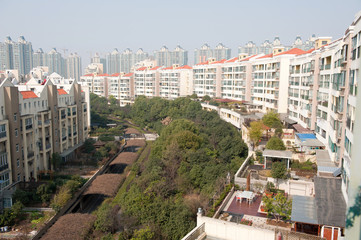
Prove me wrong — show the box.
[159,64,193,99]
[0,76,90,188]
[193,58,225,98]
[134,66,161,98]
[251,48,306,113]
[79,73,109,98]
[221,54,255,101]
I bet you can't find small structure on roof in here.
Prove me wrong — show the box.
[263,149,292,169]
[291,177,346,238]
[293,124,314,134]
[84,174,124,197]
[295,133,324,154]
[316,150,339,177]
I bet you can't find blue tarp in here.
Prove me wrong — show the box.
[296,133,317,142]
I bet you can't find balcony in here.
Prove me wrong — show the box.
[27,151,34,159]
[84,108,87,113]
[73,131,77,136]
[25,124,33,130]
[62,136,67,141]
[0,131,6,139]
[61,114,66,119]
[46,143,51,150]
[72,111,76,116]
[0,152,8,172]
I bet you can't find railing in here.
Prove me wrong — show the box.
[181,223,205,240]
[0,131,6,139]
[46,144,51,150]
[44,120,50,125]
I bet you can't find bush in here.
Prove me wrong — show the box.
[50,187,72,212]
[94,201,120,233]
[13,189,31,205]
[266,136,286,150]
[255,150,264,164]
[98,135,115,142]
[0,201,24,227]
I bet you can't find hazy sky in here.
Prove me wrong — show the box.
[1,0,359,65]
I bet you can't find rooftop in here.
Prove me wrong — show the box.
[20,90,38,99]
[263,149,292,159]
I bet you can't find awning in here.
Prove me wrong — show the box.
[291,195,318,224]
[263,149,292,159]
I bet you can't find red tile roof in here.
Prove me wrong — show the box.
[196,61,209,66]
[162,66,174,70]
[111,73,121,77]
[225,57,238,63]
[20,91,38,99]
[177,65,192,69]
[136,67,147,71]
[211,59,226,64]
[83,73,94,77]
[275,48,306,56]
[296,48,315,56]
[96,74,109,77]
[150,66,161,70]
[57,89,68,95]
[123,72,134,77]
[257,53,273,59]
[240,54,257,62]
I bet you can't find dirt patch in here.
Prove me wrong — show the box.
[127,139,146,147]
[85,174,124,197]
[125,128,141,134]
[110,152,139,165]
[267,219,292,228]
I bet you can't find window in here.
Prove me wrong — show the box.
[16,144,19,152]
[17,173,20,182]
[0,106,3,115]
[15,128,18,137]
[17,159,19,167]
[14,113,17,122]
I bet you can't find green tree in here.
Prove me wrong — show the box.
[83,138,96,153]
[131,226,155,240]
[50,152,62,170]
[202,95,211,102]
[37,184,52,204]
[262,111,282,128]
[189,93,198,99]
[271,162,288,187]
[0,201,24,227]
[94,201,119,233]
[266,136,286,150]
[262,193,292,222]
[248,121,263,147]
[50,186,71,212]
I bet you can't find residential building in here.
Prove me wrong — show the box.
[0,76,90,190]
[79,73,109,98]
[45,48,66,77]
[106,49,120,74]
[134,66,161,98]
[194,43,231,64]
[0,36,33,76]
[120,48,133,74]
[159,64,193,99]
[193,58,225,98]
[172,45,188,66]
[33,48,45,68]
[91,53,106,74]
[154,46,171,67]
[66,53,82,81]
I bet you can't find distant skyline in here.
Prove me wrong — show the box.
[1,0,359,66]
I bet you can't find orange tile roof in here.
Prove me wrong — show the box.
[150,66,161,70]
[240,54,257,62]
[162,66,174,70]
[111,73,121,77]
[97,74,109,77]
[196,61,209,66]
[275,48,306,56]
[211,59,226,64]
[123,72,134,77]
[296,48,315,56]
[136,67,147,71]
[83,73,94,77]
[177,65,192,69]
[20,91,38,99]
[57,89,68,95]
[257,53,273,59]
[225,57,238,63]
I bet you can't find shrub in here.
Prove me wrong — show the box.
[50,187,72,212]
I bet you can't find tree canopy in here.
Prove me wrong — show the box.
[266,136,286,150]
[248,121,263,146]
[262,111,283,129]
